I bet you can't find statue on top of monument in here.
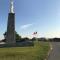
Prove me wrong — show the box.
[10,0,14,13]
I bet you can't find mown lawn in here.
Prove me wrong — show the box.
[0,42,50,60]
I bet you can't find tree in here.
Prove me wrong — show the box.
[21,37,30,42]
[3,31,21,42]
[15,32,21,41]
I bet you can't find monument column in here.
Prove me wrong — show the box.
[6,0,16,44]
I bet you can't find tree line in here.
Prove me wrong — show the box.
[1,31,60,42]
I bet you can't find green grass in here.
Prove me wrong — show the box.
[0,42,50,60]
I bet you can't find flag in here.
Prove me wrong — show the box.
[33,32,37,35]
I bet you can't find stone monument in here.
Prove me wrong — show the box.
[6,0,16,45]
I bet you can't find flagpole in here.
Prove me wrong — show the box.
[33,32,38,47]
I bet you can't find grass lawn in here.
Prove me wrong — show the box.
[0,42,50,60]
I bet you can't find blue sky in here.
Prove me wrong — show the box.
[0,0,60,39]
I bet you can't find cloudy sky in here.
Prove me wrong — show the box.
[0,0,60,39]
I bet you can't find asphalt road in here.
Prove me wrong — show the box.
[48,42,60,60]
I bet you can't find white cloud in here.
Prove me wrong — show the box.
[45,31,60,38]
[0,35,4,40]
[20,24,33,29]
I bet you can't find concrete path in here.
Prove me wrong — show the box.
[48,42,60,60]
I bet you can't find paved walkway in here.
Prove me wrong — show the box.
[48,42,60,60]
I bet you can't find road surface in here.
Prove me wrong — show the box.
[48,42,60,60]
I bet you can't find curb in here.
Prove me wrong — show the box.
[44,42,53,60]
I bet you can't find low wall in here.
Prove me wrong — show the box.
[0,41,34,48]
